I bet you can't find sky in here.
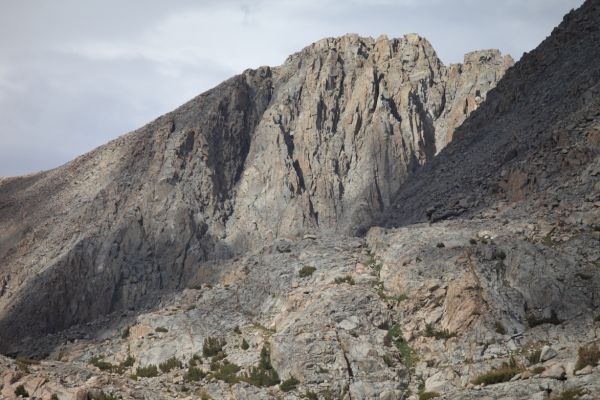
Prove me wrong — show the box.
[0,0,585,177]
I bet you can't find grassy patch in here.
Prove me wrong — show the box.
[15,385,29,398]
[419,392,441,400]
[253,323,276,336]
[494,321,507,335]
[184,366,206,382]
[531,366,546,374]
[526,348,541,365]
[280,376,300,392]
[239,345,280,387]
[334,275,355,285]
[575,343,600,371]
[210,361,241,384]
[136,364,159,378]
[423,323,456,340]
[385,325,417,369]
[553,388,589,400]
[203,337,226,357]
[89,392,119,400]
[89,355,135,374]
[527,310,561,327]
[472,361,523,385]
[159,356,183,373]
[298,266,316,278]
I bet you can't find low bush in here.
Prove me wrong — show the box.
[527,310,560,327]
[554,388,589,400]
[89,392,119,400]
[334,275,355,285]
[494,321,507,335]
[155,326,168,333]
[184,366,206,382]
[419,392,440,400]
[159,356,183,373]
[15,385,29,398]
[210,361,241,383]
[526,349,541,365]
[472,363,522,385]
[241,338,250,350]
[575,343,600,371]
[298,266,316,278]
[385,325,417,368]
[203,337,226,357]
[136,364,159,378]
[239,345,280,387]
[280,376,300,392]
[423,323,456,340]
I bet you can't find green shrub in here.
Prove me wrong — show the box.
[303,391,318,400]
[280,376,300,392]
[575,343,600,371]
[531,366,546,374]
[234,325,242,334]
[419,392,441,400]
[155,326,168,333]
[15,357,36,373]
[184,366,206,382]
[189,354,202,367]
[436,242,445,248]
[51,395,59,400]
[122,326,130,339]
[385,325,416,368]
[472,364,522,385]
[253,323,276,335]
[89,355,134,374]
[203,337,226,357]
[298,266,316,278]
[241,338,250,350]
[334,275,355,285]
[554,388,589,400]
[239,345,280,387]
[527,349,541,365]
[89,392,118,400]
[423,323,456,340]
[89,356,115,372]
[136,364,159,378]
[210,361,241,383]
[159,356,183,373]
[494,321,507,335]
[187,305,196,311]
[15,385,29,398]
[382,353,395,367]
[527,310,560,327]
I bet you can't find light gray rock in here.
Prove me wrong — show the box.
[540,346,558,362]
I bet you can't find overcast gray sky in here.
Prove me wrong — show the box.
[0,0,584,177]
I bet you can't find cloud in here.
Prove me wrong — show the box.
[0,0,585,176]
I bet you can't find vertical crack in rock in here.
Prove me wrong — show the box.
[335,329,354,398]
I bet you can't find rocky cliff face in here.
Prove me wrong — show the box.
[0,34,510,349]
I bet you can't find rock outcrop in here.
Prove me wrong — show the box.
[0,33,510,349]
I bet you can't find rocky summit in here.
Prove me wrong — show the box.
[0,1,599,400]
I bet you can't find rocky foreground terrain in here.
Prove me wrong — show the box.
[1,0,599,399]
